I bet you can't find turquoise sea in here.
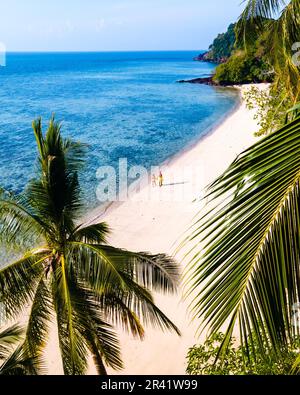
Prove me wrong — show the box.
[0,51,238,207]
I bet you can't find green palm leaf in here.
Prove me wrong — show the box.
[52,256,88,375]
[70,242,180,335]
[0,254,47,320]
[0,324,23,358]
[186,115,300,358]
[0,191,46,250]
[236,0,300,102]
[99,246,180,294]
[71,223,110,244]
[67,276,123,374]
[99,291,145,340]
[0,325,42,375]
[24,277,53,357]
[0,345,41,375]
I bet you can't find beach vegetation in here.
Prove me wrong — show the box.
[213,49,271,85]
[205,1,300,135]
[243,85,294,136]
[235,0,300,135]
[187,332,300,375]
[0,325,40,375]
[236,0,300,104]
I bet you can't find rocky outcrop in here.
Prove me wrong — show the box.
[193,52,228,64]
[177,76,217,85]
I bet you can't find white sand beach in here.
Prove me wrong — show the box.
[44,84,265,375]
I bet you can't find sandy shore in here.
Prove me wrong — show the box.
[42,84,265,375]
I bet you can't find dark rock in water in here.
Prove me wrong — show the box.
[177,76,217,86]
[193,52,228,64]
[193,53,207,62]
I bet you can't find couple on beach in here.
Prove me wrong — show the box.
[152,171,164,187]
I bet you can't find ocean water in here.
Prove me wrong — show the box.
[0,51,238,208]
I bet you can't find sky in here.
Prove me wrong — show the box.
[0,0,244,52]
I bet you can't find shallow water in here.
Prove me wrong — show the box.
[0,51,238,207]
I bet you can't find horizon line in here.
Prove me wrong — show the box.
[5,49,206,54]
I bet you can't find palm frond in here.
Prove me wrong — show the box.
[30,116,87,235]
[0,325,42,375]
[67,277,123,373]
[0,324,23,358]
[24,277,53,358]
[0,345,41,375]
[51,258,88,375]
[69,242,180,336]
[236,0,300,102]
[99,291,145,340]
[62,138,88,172]
[0,191,46,250]
[69,242,129,293]
[70,222,110,244]
[186,115,300,358]
[110,272,181,336]
[72,241,179,294]
[99,246,180,294]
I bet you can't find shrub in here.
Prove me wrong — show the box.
[186,332,300,375]
[213,51,271,85]
[243,85,294,136]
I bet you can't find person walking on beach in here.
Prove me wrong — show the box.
[158,171,163,187]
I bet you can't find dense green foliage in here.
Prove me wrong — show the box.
[237,0,300,104]
[204,23,236,62]
[214,50,271,85]
[244,85,294,135]
[211,20,273,85]
[187,333,300,375]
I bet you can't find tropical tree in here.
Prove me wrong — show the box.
[0,116,180,375]
[0,325,39,375]
[185,111,300,367]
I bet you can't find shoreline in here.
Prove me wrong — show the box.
[84,86,242,225]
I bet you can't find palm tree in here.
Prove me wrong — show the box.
[0,325,39,375]
[185,110,300,364]
[237,0,300,103]
[0,116,180,375]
